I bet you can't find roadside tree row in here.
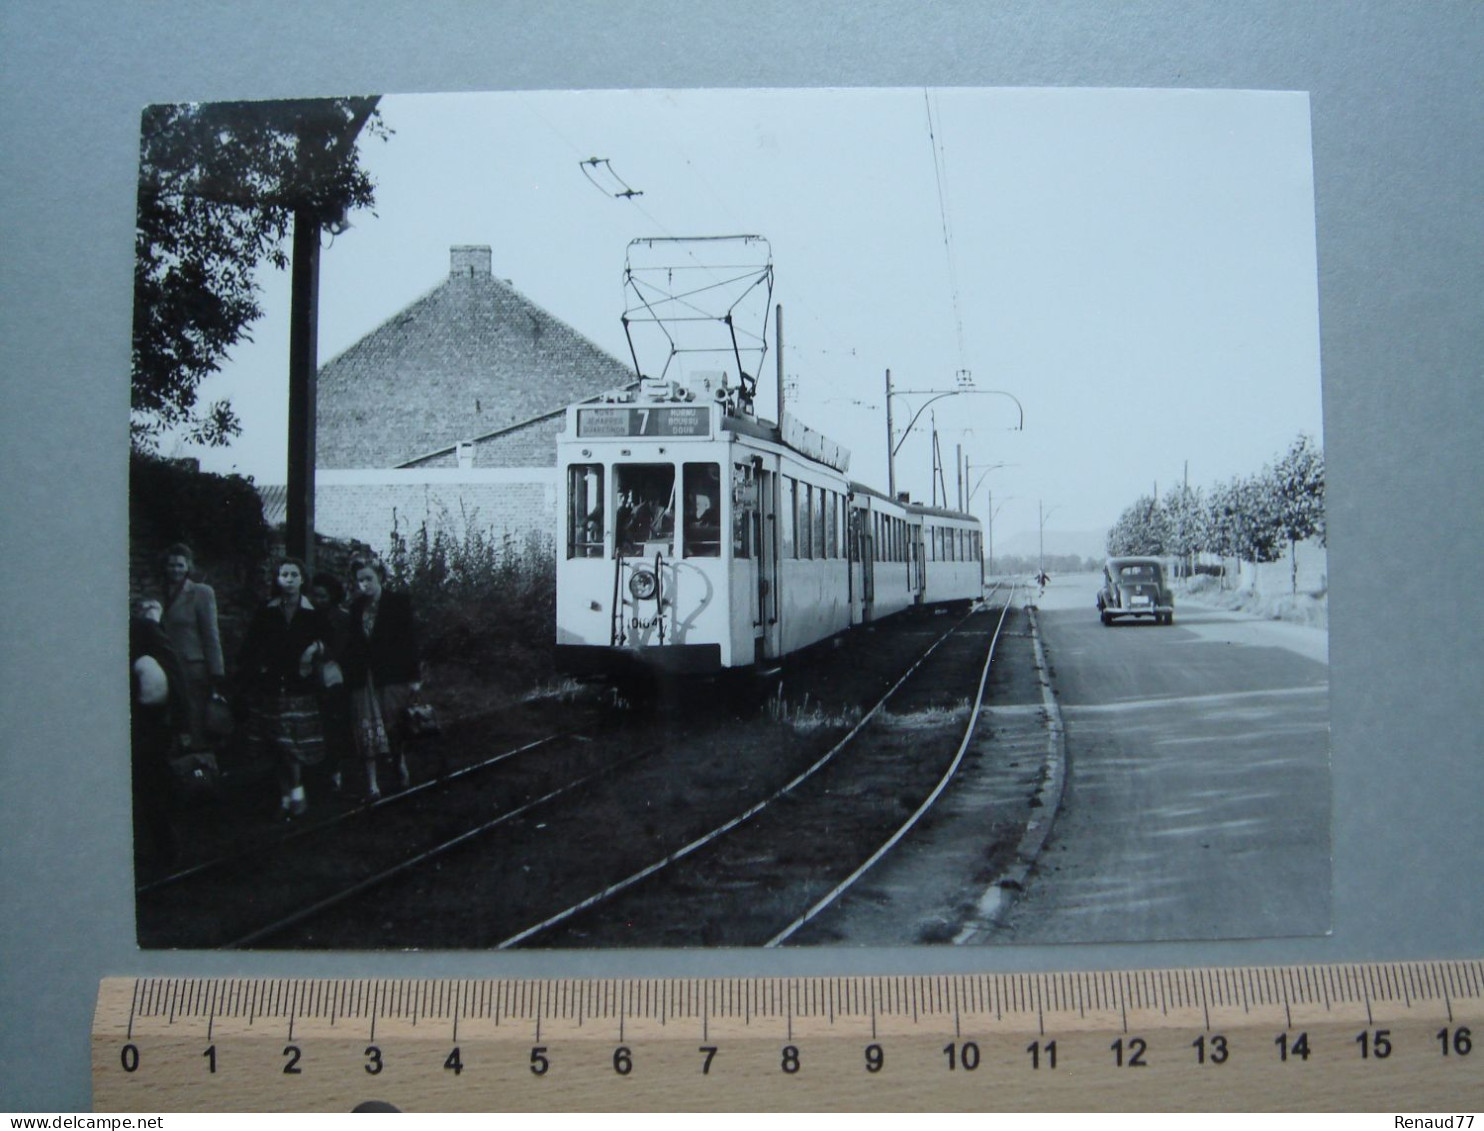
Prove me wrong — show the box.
[1105,433,1325,594]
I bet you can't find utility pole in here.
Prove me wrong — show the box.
[955,442,963,511]
[930,418,945,507]
[284,96,380,570]
[884,369,896,501]
[775,305,785,425]
[285,205,320,568]
[987,488,994,578]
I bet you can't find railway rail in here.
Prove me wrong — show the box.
[522,585,1021,947]
[136,725,644,949]
[151,587,1023,950]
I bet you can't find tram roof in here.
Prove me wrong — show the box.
[845,479,979,523]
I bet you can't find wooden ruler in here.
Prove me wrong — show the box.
[94,962,1483,1111]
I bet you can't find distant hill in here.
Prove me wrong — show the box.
[992,527,1107,563]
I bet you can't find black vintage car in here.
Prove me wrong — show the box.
[1097,556,1175,625]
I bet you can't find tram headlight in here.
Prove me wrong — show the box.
[628,567,659,601]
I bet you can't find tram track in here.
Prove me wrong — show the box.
[187,589,1017,949]
[135,732,568,897]
[513,586,1020,947]
[136,725,644,949]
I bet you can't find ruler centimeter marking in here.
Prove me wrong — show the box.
[94,963,1483,1112]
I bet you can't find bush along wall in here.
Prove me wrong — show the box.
[130,451,274,660]
[386,507,557,689]
[130,451,374,665]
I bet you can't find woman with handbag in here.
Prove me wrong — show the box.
[236,557,330,818]
[345,557,423,801]
[159,543,225,751]
[311,571,358,797]
[130,596,190,864]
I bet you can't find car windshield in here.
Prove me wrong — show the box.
[1117,563,1160,582]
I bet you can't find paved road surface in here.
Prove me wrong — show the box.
[996,571,1331,943]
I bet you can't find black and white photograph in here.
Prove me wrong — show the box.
[127,86,1329,950]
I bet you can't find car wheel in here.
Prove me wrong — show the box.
[1100,610,1112,625]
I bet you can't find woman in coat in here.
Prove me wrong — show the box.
[236,557,330,818]
[130,596,190,864]
[344,557,422,800]
[159,543,225,750]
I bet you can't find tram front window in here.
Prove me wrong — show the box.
[567,464,604,559]
[615,464,675,557]
[683,462,722,558]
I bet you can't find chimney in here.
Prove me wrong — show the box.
[450,245,492,278]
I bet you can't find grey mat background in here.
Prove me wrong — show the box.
[2,1,1480,1110]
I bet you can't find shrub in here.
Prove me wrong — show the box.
[386,508,556,687]
[130,450,270,570]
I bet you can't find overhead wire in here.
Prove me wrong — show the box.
[523,94,872,402]
[924,89,968,374]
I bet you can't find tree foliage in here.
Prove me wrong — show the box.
[1271,432,1326,545]
[1208,474,1284,565]
[1104,433,1323,587]
[132,97,385,450]
[1106,494,1167,557]
[1269,431,1325,592]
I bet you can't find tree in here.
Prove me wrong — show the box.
[132,97,385,450]
[1161,482,1205,577]
[1269,432,1326,594]
[1106,494,1167,557]
[1207,474,1284,590]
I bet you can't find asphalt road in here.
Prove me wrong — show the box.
[996,571,1332,944]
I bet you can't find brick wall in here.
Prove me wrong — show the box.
[400,413,566,470]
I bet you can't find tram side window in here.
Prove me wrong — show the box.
[826,492,839,559]
[682,462,722,558]
[567,464,604,559]
[819,483,831,558]
[797,482,812,559]
[780,477,795,558]
[614,463,676,556]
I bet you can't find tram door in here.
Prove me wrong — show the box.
[852,502,875,623]
[753,465,780,661]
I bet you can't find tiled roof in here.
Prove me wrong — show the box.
[316,248,634,469]
[257,483,287,527]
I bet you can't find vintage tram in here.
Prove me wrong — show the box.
[554,376,985,676]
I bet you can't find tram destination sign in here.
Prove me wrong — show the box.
[578,405,711,439]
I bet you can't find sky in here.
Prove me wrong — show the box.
[161,87,1323,554]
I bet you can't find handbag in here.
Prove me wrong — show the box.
[168,749,220,799]
[204,691,234,739]
[133,655,168,706]
[317,658,345,689]
[403,692,440,738]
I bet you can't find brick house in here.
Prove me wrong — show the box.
[311,245,634,554]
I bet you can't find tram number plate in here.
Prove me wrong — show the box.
[578,406,710,438]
